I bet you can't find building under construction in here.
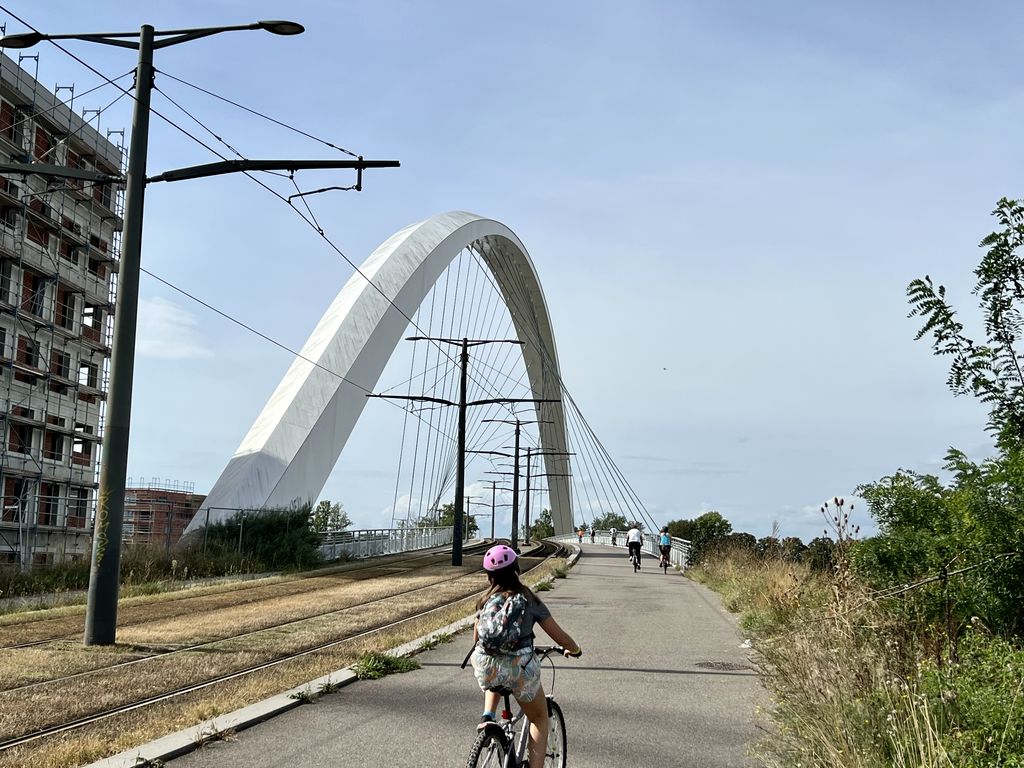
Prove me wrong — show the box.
[123,479,206,552]
[0,51,124,566]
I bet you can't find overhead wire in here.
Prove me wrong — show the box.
[156,69,360,158]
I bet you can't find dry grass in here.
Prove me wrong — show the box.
[0,569,468,688]
[0,549,563,768]
[0,552,452,645]
[691,548,956,768]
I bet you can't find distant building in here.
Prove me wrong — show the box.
[0,52,125,566]
[123,479,206,551]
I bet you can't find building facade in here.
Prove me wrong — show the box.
[0,53,124,566]
[123,480,206,551]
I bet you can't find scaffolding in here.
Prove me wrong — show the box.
[0,50,126,569]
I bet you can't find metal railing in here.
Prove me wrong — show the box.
[548,530,691,569]
[319,526,455,560]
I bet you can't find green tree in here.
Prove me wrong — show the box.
[855,452,1024,637]
[780,536,807,562]
[723,531,757,552]
[803,536,836,571]
[665,511,733,563]
[529,508,555,539]
[591,511,628,531]
[310,500,352,534]
[424,502,479,537]
[907,198,1024,445]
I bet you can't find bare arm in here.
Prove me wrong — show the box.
[538,615,580,655]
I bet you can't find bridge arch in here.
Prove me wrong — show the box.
[184,211,573,536]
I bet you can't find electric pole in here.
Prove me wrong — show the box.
[368,336,556,565]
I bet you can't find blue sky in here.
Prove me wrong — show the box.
[4,1,1016,541]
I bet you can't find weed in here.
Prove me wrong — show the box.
[319,678,341,694]
[534,580,553,592]
[552,564,569,579]
[289,688,315,703]
[418,631,454,652]
[351,652,420,680]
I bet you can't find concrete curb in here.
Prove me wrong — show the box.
[85,543,565,768]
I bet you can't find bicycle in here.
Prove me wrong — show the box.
[658,545,671,574]
[463,645,576,768]
[629,548,640,573]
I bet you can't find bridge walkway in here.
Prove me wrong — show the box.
[172,543,767,767]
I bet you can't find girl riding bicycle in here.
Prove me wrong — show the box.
[470,545,581,768]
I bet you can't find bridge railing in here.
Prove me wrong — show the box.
[547,530,691,569]
[319,526,454,560]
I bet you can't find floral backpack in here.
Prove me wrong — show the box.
[477,591,529,655]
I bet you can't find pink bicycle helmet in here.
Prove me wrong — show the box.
[483,544,517,572]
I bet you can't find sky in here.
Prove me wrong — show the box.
[3,0,1017,542]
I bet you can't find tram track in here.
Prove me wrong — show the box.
[0,541,561,756]
[2,564,491,695]
[0,542,491,651]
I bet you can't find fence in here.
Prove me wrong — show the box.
[548,530,691,569]
[319,526,455,560]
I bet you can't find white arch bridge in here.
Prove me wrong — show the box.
[184,211,654,539]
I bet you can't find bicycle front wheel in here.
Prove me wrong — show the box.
[545,698,567,767]
[465,728,509,768]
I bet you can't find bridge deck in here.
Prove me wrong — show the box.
[171,543,767,767]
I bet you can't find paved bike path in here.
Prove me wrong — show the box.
[173,545,767,767]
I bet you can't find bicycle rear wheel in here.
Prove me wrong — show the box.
[545,698,567,767]
[465,728,509,768]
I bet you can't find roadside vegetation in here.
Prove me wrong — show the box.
[0,504,341,605]
[690,200,1024,768]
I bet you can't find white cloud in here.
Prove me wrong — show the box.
[138,297,213,360]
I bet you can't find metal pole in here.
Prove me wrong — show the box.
[452,338,468,565]
[491,481,496,540]
[84,25,153,645]
[524,447,532,545]
[202,507,210,553]
[511,420,521,550]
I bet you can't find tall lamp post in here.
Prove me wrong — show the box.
[0,21,398,646]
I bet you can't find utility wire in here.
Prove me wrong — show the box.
[156,69,360,158]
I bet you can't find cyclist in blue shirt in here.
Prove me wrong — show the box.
[658,527,672,568]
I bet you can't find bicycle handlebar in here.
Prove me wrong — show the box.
[461,644,582,668]
[535,645,583,658]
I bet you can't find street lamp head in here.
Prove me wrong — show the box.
[0,31,45,49]
[257,20,305,35]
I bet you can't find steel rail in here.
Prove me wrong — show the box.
[0,543,493,650]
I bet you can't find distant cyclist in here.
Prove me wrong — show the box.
[626,523,643,567]
[658,526,672,568]
[589,527,596,543]
[576,526,585,543]
[609,527,618,546]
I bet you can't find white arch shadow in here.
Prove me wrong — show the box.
[184,212,573,536]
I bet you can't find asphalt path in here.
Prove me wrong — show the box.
[173,544,767,767]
